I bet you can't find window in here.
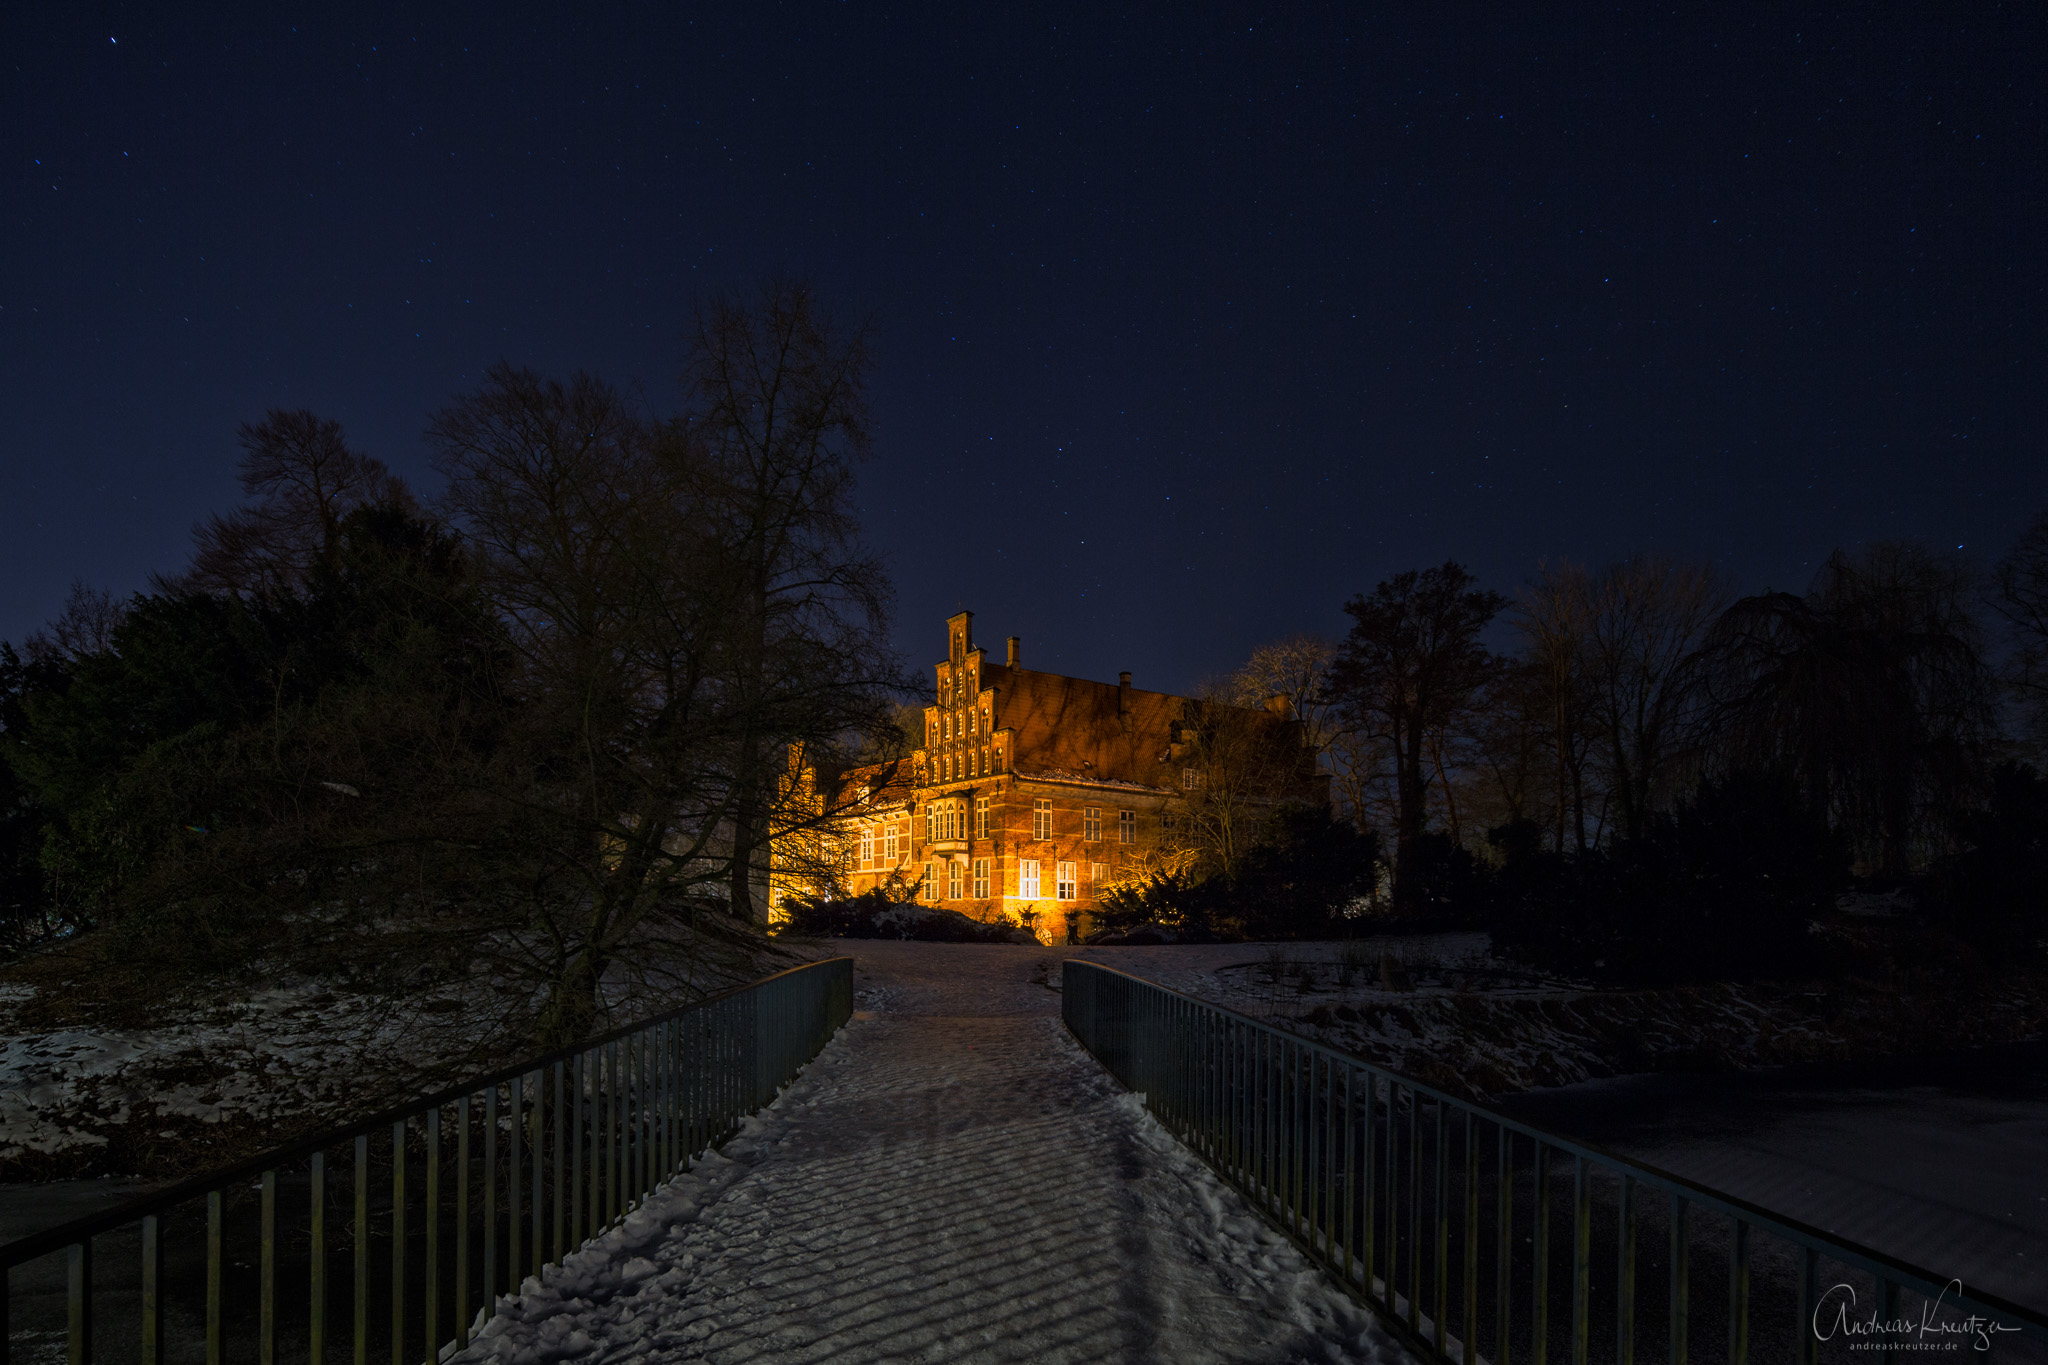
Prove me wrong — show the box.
[943,714,952,741]
[1019,859,1041,899]
[973,858,990,899]
[1033,799,1052,840]
[975,797,989,839]
[922,806,932,842]
[1119,809,1135,843]
[857,826,874,865]
[924,862,937,899]
[948,860,963,899]
[1183,766,1200,790]
[994,744,1005,773]
[1083,807,1101,842]
[1056,861,1077,901]
[1090,862,1108,883]
[884,826,899,861]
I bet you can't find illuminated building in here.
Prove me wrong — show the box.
[826,612,1319,942]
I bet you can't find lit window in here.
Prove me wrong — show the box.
[1083,807,1101,842]
[885,826,899,861]
[1183,767,1200,790]
[1033,799,1052,840]
[975,797,989,839]
[1056,861,1077,901]
[1119,810,1135,843]
[943,714,952,741]
[948,860,963,899]
[973,858,989,898]
[1019,859,1041,899]
[980,746,989,775]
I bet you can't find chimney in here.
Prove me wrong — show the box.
[1119,671,1133,733]
[1006,636,1021,668]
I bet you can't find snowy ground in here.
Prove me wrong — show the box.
[457,941,1414,1365]
[0,933,829,1186]
[1499,1043,2048,1317]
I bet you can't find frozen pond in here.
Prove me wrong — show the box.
[1494,1039,2048,1317]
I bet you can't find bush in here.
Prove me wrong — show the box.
[1489,773,1844,984]
[1922,762,2048,961]
[776,888,1039,943]
[1097,807,1380,941]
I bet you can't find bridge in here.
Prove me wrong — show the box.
[5,944,2044,1364]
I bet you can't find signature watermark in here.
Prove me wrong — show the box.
[1813,1280,2026,1353]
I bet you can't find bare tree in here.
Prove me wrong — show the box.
[1514,561,1599,852]
[22,581,127,663]
[1680,543,1994,877]
[186,411,408,596]
[685,280,889,922]
[1328,562,1507,899]
[1161,692,1314,881]
[1584,556,1728,841]
[1993,511,2048,752]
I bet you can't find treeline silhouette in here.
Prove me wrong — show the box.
[0,283,906,1047]
[1100,537,2048,982]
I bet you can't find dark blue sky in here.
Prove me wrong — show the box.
[5,5,2042,692]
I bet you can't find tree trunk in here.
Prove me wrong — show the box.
[537,946,606,1049]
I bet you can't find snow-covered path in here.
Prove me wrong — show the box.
[458,942,1413,1364]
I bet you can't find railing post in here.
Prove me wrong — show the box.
[141,1214,163,1365]
[311,1150,327,1365]
[261,1167,277,1365]
[1617,1174,1636,1365]
[425,1108,441,1357]
[65,1240,90,1365]
[1571,1154,1590,1365]
[1532,1143,1549,1365]
[209,1188,225,1365]
[1669,1193,1689,1365]
[1497,1126,1513,1365]
[390,1121,406,1365]
[1728,1216,1750,1365]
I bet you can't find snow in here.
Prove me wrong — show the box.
[0,983,396,1160]
[455,941,1415,1364]
[0,943,831,1176]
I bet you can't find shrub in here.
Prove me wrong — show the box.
[1922,762,2048,961]
[776,888,1038,943]
[1489,772,1844,984]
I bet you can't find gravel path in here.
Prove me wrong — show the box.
[456,941,1411,1364]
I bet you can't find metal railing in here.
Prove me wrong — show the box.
[1064,959,2048,1364]
[2,956,853,1365]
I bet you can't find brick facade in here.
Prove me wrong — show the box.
[814,612,1318,942]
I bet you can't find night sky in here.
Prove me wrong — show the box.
[5,5,2042,692]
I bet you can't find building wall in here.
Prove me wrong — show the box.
[801,609,1317,942]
